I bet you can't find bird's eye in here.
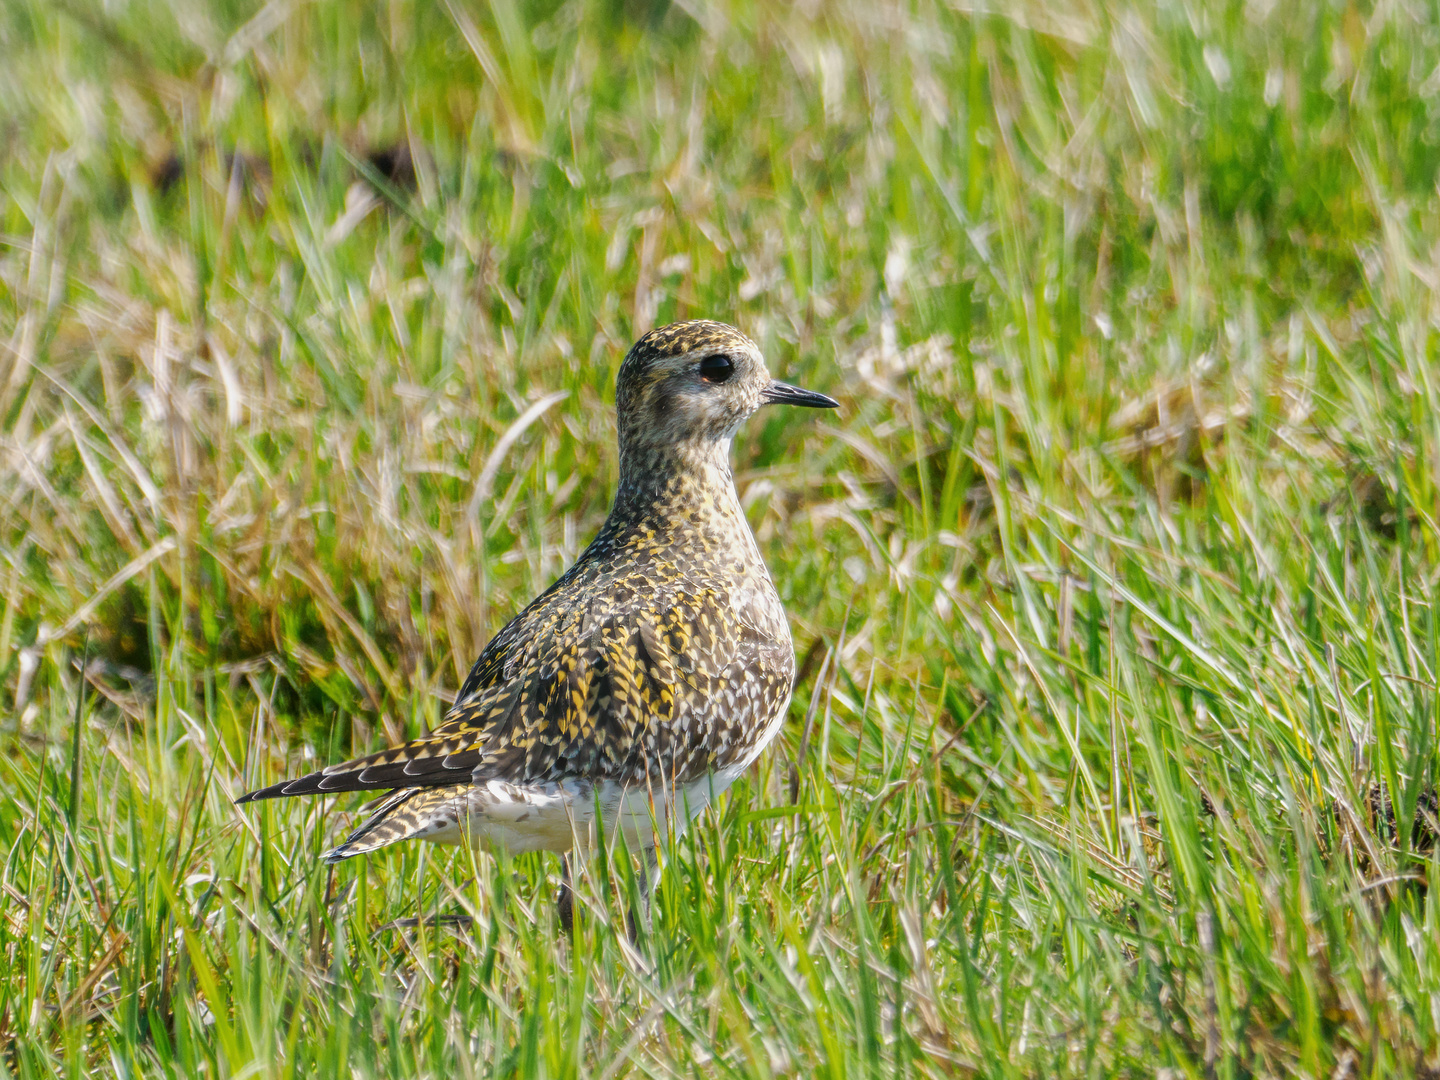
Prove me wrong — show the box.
[698,355,735,384]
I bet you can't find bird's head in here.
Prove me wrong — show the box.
[614,320,837,473]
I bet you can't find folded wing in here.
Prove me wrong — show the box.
[236,578,788,804]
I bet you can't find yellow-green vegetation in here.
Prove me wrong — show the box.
[3,0,1440,1075]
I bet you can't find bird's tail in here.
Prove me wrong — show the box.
[322,786,464,863]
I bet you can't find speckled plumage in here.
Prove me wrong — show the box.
[237,320,837,862]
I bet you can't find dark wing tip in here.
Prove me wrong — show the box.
[234,772,332,804]
[234,781,287,804]
[234,757,479,806]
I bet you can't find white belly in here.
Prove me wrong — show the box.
[419,695,791,855]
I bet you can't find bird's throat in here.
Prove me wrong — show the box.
[609,439,746,539]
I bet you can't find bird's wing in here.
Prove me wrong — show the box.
[236,575,792,802]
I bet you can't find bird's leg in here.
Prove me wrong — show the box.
[627,846,659,941]
[557,853,575,934]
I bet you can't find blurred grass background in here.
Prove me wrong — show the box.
[3,0,1440,1075]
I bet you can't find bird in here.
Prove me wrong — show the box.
[237,320,837,920]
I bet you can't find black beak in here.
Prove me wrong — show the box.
[762,381,840,409]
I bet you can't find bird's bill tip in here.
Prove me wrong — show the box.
[762,380,839,409]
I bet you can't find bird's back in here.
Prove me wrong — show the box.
[444,467,796,789]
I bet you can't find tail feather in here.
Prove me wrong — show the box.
[322,787,465,863]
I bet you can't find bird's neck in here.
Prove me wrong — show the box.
[610,438,742,525]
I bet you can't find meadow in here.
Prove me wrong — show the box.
[3,0,1440,1075]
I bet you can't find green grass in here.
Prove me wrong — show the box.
[3,0,1440,1075]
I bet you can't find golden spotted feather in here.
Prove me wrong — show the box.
[242,559,792,798]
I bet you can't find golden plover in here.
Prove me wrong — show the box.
[238,320,837,901]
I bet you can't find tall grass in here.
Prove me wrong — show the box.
[2,0,1439,1075]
